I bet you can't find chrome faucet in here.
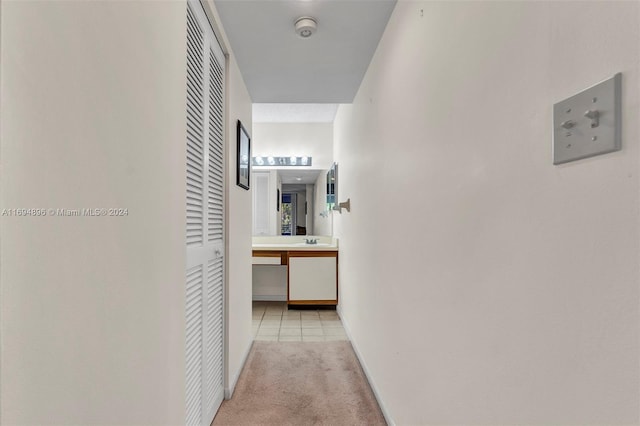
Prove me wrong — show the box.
[304,238,318,245]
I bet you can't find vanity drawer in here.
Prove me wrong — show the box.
[252,250,287,265]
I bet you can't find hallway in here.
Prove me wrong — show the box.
[1,0,639,425]
[212,339,384,425]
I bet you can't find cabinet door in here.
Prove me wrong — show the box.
[289,256,337,301]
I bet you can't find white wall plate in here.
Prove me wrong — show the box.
[553,73,621,165]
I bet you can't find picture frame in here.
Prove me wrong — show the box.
[236,120,251,190]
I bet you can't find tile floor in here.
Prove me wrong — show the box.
[252,301,348,342]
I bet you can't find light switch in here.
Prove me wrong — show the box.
[553,73,621,165]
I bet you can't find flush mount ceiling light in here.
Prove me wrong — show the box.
[295,17,317,38]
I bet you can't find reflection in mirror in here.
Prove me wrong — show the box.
[279,170,316,236]
[252,168,333,236]
[281,187,304,235]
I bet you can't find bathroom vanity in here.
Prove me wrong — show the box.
[252,236,338,306]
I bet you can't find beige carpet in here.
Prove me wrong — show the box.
[212,341,386,426]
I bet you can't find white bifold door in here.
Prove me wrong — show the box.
[185,1,226,425]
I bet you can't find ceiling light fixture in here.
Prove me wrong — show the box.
[295,17,317,38]
[251,156,313,167]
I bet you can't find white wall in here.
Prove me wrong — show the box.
[334,1,639,425]
[0,0,254,422]
[252,170,280,236]
[0,1,188,423]
[214,3,254,398]
[253,122,334,171]
[252,265,287,301]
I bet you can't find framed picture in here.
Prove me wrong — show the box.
[236,120,250,190]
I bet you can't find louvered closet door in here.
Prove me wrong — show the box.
[185,1,225,425]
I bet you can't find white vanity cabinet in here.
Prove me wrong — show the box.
[288,252,338,305]
[252,237,339,306]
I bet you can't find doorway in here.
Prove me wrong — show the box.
[281,192,296,235]
[281,184,308,235]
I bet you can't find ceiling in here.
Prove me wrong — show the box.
[274,169,322,185]
[214,0,397,104]
[253,103,338,123]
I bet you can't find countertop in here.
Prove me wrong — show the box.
[252,236,338,252]
[252,243,338,252]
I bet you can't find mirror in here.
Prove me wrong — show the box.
[326,162,337,211]
[252,168,333,236]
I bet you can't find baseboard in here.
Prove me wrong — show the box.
[252,295,286,301]
[337,305,395,426]
[224,339,254,399]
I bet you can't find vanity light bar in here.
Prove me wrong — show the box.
[252,156,312,167]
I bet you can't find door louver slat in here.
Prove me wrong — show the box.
[208,48,224,243]
[186,3,204,248]
[204,258,224,413]
[185,265,203,426]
